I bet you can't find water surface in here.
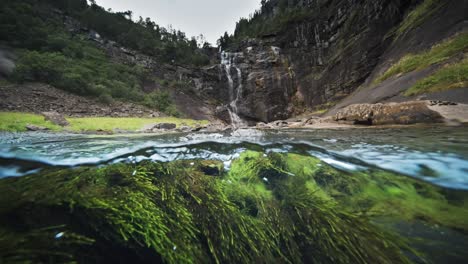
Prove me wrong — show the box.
[1,126,467,189]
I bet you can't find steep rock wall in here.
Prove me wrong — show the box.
[270,0,414,109]
[209,0,467,123]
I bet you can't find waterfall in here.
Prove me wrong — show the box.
[220,51,246,128]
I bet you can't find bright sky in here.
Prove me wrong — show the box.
[94,0,262,45]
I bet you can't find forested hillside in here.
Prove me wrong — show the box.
[0,0,211,115]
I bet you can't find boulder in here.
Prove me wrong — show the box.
[154,123,177,130]
[25,124,49,131]
[196,160,224,176]
[334,101,444,125]
[42,111,69,126]
[139,123,177,132]
[177,126,192,132]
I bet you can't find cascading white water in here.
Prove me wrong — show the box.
[220,51,246,128]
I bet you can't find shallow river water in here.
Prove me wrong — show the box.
[1,126,468,263]
[1,126,468,189]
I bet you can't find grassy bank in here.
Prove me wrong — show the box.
[395,0,446,38]
[0,112,209,132]
[0,112,62,132]
[376,32,468,84]
[405,58,468,96]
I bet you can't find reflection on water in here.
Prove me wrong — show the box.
[1,126,468,189]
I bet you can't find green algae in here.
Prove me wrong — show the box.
[1,152,467,263]
[262,152,468,232]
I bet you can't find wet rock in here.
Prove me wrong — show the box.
[272,120,289,128]
[256,122,272,129]
[148,112,160,118]
[429,100,458,106]
[304,117,320,125]
[334,101,444,125]
[197,160,224,176]
[25,124,49,131]
[217,45,295,123]
[141,123,177,132]
[154,123,177,130]
[198,123,227,132]
[215,105,231,124]
[42,111,69,126]
[113,128,132,134]
[177,126,192,132]
[191,125,204,132]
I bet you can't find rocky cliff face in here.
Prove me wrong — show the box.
[5,0,464,124]
[279,0,411,108]
[205,0,467,123]
[204,0,415,123]
[214,42,295,124]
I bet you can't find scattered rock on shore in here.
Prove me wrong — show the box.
[42,111,69,126]
[139,123,177,133]
[25,124,49,131]
[154,123,177,130]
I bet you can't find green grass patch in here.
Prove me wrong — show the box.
[396,0,446,38]
[67,117,208,132]
[0,112,209,132]
[376,32,468,84]
[405,58,468,96]
[0,112,61,132]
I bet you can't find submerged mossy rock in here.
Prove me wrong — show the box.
[228,151,468,232]
[3,152,467,263]
[0,158,419,263]
[196,160,224,176]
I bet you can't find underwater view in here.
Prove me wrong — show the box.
[1,126,468,263]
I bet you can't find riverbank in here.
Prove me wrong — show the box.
[0,112,210,134]
[1,100,467,134]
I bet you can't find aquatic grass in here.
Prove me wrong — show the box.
[404,58,468,96]
[0,112,61,132]
[353,171,468,231]
[0,155,418,263]
[375,32,468,84]
[249,152,468,231]
[2,151,466,263]
[227,152,415,263]
[0,161,279,263]
[0,226,94,263]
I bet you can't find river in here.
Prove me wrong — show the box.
[1,126,468,189]
[0,126,467,263]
